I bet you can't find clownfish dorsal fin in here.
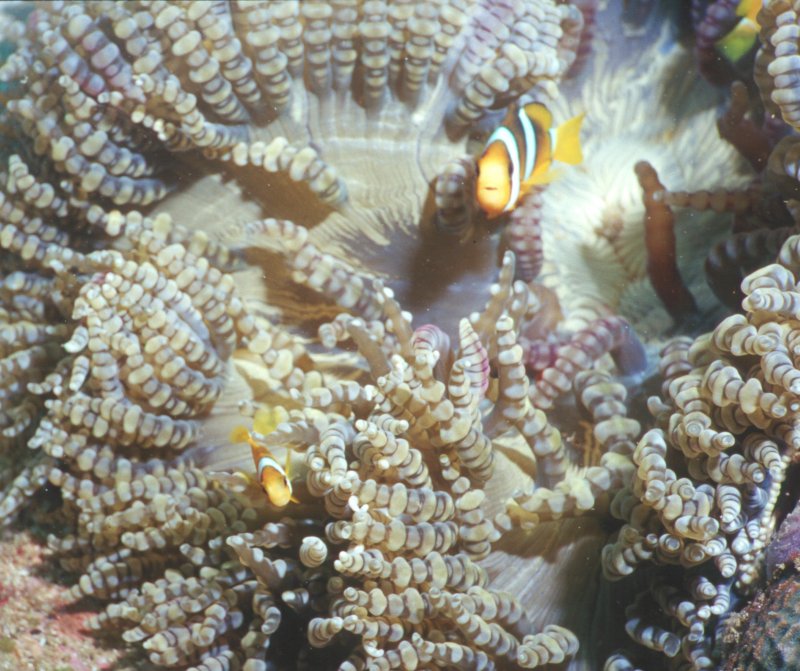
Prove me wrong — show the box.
[207,469,252,491]
[500,102,519,125]
[522,102,553,130]
[552,113,585,166]
[230,425,251,444]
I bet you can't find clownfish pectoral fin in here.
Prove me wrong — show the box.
[522,102,553,130]
[552,113,585,166]
[525,167,564,188]
[714,18,758,63]
[283,445,292,479]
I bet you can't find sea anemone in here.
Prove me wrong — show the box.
[537,9,755,338]
[2,1,799,670]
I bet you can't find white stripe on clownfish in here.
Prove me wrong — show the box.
[518,106,537,182]
[257,455,286,480]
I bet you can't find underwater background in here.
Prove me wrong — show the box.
[0,0,799,669]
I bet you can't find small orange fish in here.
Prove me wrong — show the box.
[476,102,584,219]
[230,408,297,507]
[715,0,762,63]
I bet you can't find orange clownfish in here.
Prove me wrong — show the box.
[230,408,298,507]
[476,102,584,219]
[714,0,762,63]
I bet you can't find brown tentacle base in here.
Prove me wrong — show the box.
[706,226,795,309]
[635,161,698,324]
[717,82,773,173]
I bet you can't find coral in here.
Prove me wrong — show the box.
[721,578,800,670]
[626,71,790,316]
[721,499,800,669]
[0,528,130,670]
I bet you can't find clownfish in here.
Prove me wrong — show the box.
[476,103,584,219]
[229,407,298,507]
[714,0,762,64]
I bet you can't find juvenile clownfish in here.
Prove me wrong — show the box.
[229,407,298,507]
[714,0,762,64]
[476,102,584,219]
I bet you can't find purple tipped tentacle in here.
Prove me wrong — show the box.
[530,315,647,410]
[411,323,453,380]
[565,0,598,79]
[504,188,545,283]
[457,318,490,397]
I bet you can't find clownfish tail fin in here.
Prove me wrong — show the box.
[714,18,758,63]
[737,0,761,23]
[553,113,585,166]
